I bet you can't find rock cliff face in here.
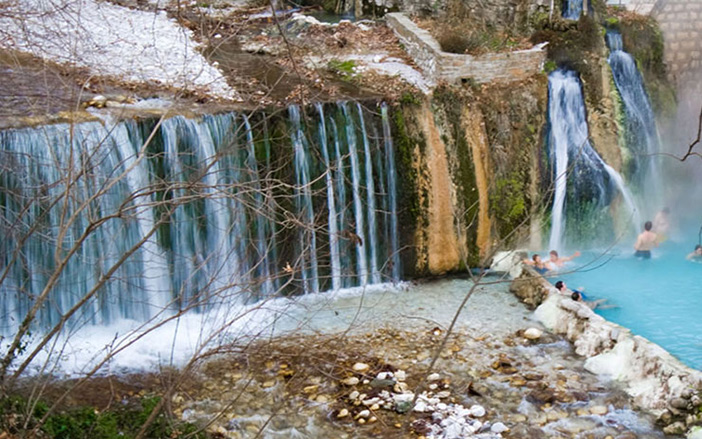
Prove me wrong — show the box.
[394,77,548,274]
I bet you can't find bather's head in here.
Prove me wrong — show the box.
[555,280,565,291]
[695,245,702,255]
[549,250,559,262]
[644,221,653,231]
[571,291,582,301]
[532,254,541,263]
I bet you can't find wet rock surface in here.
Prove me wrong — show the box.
[173,316,673,437]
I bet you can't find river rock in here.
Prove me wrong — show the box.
[663,421,686,435]
[376,371,393,380]
[342,377,359,386]
[395,370,407,381]
[511,414,528,422]
[303,385,318,394]
[427,372,440,381]
[527,388,555,405]
[523,371,544,381]
[510,376,527,387]
[469,405,486,417]
[491,422,509,433]
[671,397,690,410]
[590,405,608,415]
[352,362,370,372]
[658,410,673,424]
[524,328,543,340]
[337,408,349,418]
[370,378,395,389]
[355,409,370,419]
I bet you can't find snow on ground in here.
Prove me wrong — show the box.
[305,53,434,94]
[0,0,238,100]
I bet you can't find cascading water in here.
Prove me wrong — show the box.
[606,31,661,203]
[341,102,369,286]
[548,69,640,252]
[381,103,401,282]
[289,106,321,294]
[562,0,587,19]
[0,103,401,334]
[0,121,172,334]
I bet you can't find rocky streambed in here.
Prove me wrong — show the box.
[170,278,674,438]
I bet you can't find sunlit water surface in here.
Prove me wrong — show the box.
[555,241,702,369]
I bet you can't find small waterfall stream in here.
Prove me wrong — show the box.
[606,31,661,204]
[562,0,587,19]
[548,69,639,251]
[0,103,401,334]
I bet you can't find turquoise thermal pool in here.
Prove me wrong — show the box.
[555,241,702,370]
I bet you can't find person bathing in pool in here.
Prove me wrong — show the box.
[634,221,658,259]
[554,280,584,297]
[548,250,581,268]
[570,291,613,310]
[522,254,553,275]
[687,245,702,262]
[555,280,613,309]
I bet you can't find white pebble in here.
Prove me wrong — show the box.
[470,405,486,417]
[353,362,370,372]
[355,409,370,418]
[427,373,441,381]
[491,422,509,433]
[342,377,359,386]
[524,327,543,340]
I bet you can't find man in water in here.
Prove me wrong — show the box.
[571,291,610,310]
[556,280,610,309]
[634,221,658,259]
[687,245,702,262]
[523,254,553,275]
[554,280,584,297]
[653,207,671,243]
[549,250,581,268]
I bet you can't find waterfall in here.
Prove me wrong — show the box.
[329,116,351,288]
[563,0,586,19]
[289,106,320,295]
[0,103,400,334]
[548,69,639,251]
[606,31,661,203]
[242,114,274,297]
[356,103,380,284]
[381,103,401,282]
[341,102,369,286]
[0,121,171,334]
[315,103,341,291]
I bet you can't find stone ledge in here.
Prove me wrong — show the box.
[385,12,547,86]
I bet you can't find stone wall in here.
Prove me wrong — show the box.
[607,0,657,14]
[652,0,702,92]
[386,13,547,85]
